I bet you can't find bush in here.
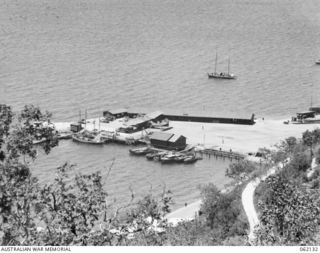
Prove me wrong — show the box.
[226,160,257,179]
[310,179,320,189]
[293,152,311,171]
[199,184,248,242]
[255,174,320,245]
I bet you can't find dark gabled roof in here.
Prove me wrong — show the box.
[107,108,128,115]
[168,134,185,143]
[146,111,163,120]
[150,132,174,141]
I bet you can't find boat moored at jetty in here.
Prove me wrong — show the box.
[290,110,320,124]
[72,130,104,144]
[129,147,153,155]
[183,155,199,164]
[143,149,202,165]
[72,134,104,144]
[315,60,320,65]
[57,132,73,140]
[146,151,162,160]
[173,154,187,163]
[160,153,178,164]
[152,151,167,161]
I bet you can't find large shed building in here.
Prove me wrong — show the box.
[150,132,186,150]
[117,111,165,133]
[103,108,128,119]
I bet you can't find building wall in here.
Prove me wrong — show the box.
[168,136,186,150]
[150,139,168,149]
[103,111,127,119]
[150,136,186,150]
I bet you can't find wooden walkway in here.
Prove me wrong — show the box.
[196,148,245,161]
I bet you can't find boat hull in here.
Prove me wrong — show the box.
[72,135,104,144]
[208,73,236,79]
[160,158,176,164]
[129,147,152,155]
[291,119,320,124]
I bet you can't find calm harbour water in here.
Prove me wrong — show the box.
[1,0,320,208]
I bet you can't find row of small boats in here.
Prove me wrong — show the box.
[129,147,201,164]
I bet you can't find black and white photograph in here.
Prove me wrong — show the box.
[0,0,320,250]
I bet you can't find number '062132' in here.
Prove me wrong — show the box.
[300,247,318,252]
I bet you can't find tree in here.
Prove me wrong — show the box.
[255,174,320,245]
[226,160,257,180]
[0,104,58,245]
[302,130,313,148]
[278,137,298,155]
[302,129,320,158]
[0,104,178,246]
[199,184,248,239]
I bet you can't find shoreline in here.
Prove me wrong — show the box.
[53,116,320,222]
[54,117,320,155]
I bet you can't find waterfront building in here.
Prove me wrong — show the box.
[150,132,186,150]
[103,108,128,119]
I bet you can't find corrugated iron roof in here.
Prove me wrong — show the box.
[150,132,174,141]
[126,118,149,126]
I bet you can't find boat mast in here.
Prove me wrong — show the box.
[228,56,230,75]
[214,52,218,73]
[85,109,87,129]
[310,81,314,108]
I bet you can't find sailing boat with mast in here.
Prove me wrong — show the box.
[208,52,236,79]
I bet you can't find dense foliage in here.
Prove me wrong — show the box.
[0,105,58,245]
[254,129,320,246]
[255,175,320,245]
[225,160,257,180]
[199,184,248,244]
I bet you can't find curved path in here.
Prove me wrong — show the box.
[165,186,235,226]
[308,157,317,178]
[165,200,202,226]
[242,160,289,244]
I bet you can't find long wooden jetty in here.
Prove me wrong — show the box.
[196,148,245,161]
[103,109,255,126]
[163,114,255,125]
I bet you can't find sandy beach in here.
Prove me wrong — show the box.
[168,118,320,154]
[55,117,320,222]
